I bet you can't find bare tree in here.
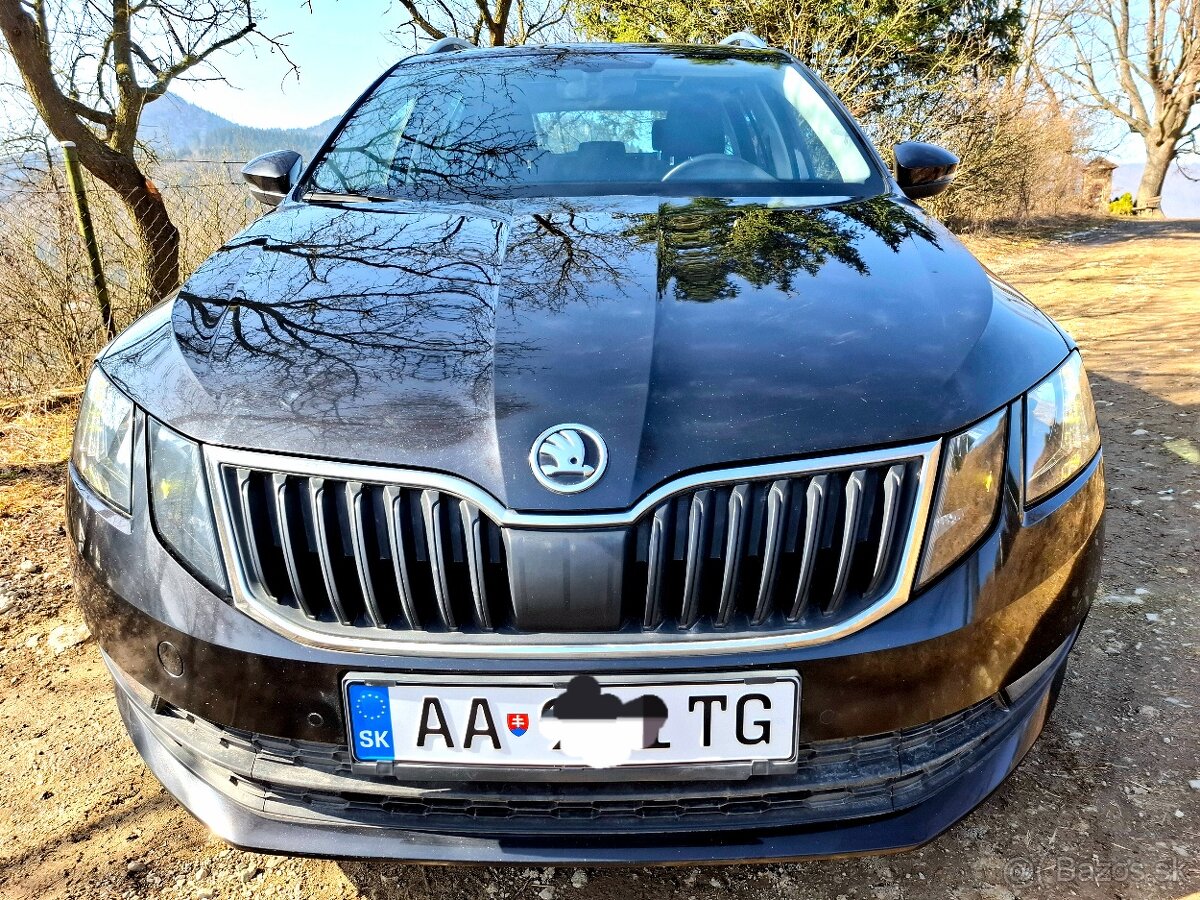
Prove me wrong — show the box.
[1042,0,1200,209]
[0,0,293,304]
[391,0,570,47]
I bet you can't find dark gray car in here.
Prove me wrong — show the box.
[67,37,1104,862]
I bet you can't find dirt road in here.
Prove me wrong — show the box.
[1,218,1197,900]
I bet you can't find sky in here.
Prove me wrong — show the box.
[170,0,405,129]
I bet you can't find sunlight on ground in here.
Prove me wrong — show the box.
[0,402,78,469]
[0,401,78,518]
[966,220,1200,415]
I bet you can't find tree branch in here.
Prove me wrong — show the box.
[395,0,447,40]
[146,18,256,98]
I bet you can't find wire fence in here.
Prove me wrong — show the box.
[0,158,260,399]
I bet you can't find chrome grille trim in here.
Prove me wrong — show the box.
[827,468,866,616]
[866,464,905,597]
[717,483,749,627]
[272,473,316,619]
[346,482,385,628]
[205,440,941,658]
[382,485,420,628]
[419,489,456,630]
[789,475,825,621]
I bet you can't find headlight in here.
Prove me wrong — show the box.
[148,419,228,593]
[72,367,134,514]
[918,408,1007,585]
[1024,352,1101,504]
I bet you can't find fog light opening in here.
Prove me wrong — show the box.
[157,641,184,678]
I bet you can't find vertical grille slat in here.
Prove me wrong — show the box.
[826,469,867,616]
[752,480,791,625]
[219,449,926,641]
[346,482,387,628]
[235,468,272,596]
[716,483,749,627]
[788,474,827,622]
[308,477,352,625]
[271,473,317,619]
[383,486,420,628]
[643,503,671,629]
[679,489,710,629]
[420,489,457,630]
[865,464,906,598]
[459,499,493,630]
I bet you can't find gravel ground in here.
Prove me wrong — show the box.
[0,217,1197,900]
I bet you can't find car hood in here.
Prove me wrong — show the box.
[102,194,1068,512]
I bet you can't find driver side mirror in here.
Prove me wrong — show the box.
[241,150,303,207]
[893,142,958,201]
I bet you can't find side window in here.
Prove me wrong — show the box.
[781,67,871,183]
[724,89,799,179]
[314,85,416,192]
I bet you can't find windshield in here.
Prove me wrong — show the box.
[304,49,885,202]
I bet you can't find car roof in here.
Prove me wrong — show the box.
[397,42,793,67]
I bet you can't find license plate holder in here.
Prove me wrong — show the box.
[342,671,800,778]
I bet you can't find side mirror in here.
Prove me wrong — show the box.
[241,150,303,207]
[893,142,958,201]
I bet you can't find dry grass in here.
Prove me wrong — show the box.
[0,162,257,400]
[957,211,1111,240]
[0,398,77,523]
[0,400,78,469]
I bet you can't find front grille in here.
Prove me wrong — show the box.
[628,462,920,631]
[210,442,936,651]
[217,468,512,631]
[148,694,1007,834]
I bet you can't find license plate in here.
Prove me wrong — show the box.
[344,673,799,769]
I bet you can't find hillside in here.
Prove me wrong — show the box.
[138,94,338,163]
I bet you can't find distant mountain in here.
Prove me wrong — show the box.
[139,94,339,163]
[1113,162,1200,218]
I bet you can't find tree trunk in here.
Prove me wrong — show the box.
[121,178,181,305]
[73,153,181,308]
[1136,142,1173,215]
[0,0,181,309]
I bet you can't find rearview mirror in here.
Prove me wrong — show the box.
[893,142,958,201]
[241,150,303,207]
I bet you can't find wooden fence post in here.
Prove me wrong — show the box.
[60,141,115,340]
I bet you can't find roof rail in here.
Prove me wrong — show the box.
[718,32,769,49]
[424,36,475,54]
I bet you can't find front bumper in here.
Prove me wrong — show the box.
[108,630,1073,863]
[69,425,1104,861]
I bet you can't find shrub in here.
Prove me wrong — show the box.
[917,87,1094,229]
[1108,192,1135,216]
[0,159,258,399]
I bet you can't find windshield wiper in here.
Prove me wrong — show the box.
[302,190,397,204]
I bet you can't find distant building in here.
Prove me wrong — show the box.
[1083,158,1118,210]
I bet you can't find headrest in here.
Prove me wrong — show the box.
[652,108,725,163]
[574,140,628,160]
